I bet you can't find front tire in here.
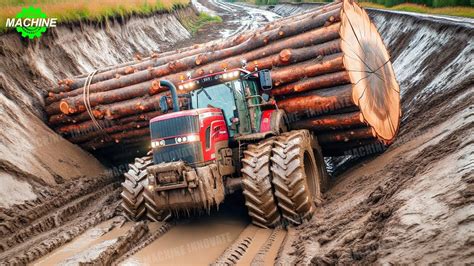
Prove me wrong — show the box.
[121,156,153,221]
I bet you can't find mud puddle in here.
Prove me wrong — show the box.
[33,217,130,265]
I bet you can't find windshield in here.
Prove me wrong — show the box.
[191,82,236,128]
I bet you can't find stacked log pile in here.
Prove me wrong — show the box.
[44,0,400,158]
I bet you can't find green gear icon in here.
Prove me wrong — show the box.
[16,6,48,39]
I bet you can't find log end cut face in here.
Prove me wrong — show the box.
[340,0,400,143]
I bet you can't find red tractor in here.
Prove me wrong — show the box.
[121,69,328,228]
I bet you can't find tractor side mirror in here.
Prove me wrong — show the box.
[258,69,272,91]
[159,96,169,113]
[262,93,270,102]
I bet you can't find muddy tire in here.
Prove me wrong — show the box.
[241,139,281,228]
[121,156,153,221]
[270,130,324,225]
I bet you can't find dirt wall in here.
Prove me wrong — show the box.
[0,7,200,206]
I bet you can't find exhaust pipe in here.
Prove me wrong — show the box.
[159,80,180,112]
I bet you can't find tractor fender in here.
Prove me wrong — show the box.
[268,109,288,134]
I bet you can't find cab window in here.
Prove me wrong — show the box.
[191,82,237,134]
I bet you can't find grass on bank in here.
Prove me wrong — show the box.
[237,0,473,18]
[181,12,223,34]
[359,2,474,17]
[0,0,190,33]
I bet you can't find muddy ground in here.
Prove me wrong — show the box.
[0,0,473,265]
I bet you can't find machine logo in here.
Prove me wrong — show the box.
[5,6,57,39]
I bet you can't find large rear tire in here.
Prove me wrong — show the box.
[121,156,153,221]
[270,130,325,225]
[241,139,281,228]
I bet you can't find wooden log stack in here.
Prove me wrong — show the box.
[44,0,400,158]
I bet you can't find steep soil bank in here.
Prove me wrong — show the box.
[260,2,474,264]
[0,7,200,205]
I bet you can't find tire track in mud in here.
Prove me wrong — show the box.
[213,225,288,265]
[0,174,116,241]
[113,222,174,264]
[0,175,122,264]
[207,0,280,38]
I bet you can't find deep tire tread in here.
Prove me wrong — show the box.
[241,139,281,228]
[270,130,321,226]
[120,156,152,221]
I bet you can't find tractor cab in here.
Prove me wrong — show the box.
[187,69,273,137]
[150,69,284,166]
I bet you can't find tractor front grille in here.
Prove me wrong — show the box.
[150,115,199,139]
[150,115,202,164]
[152,142,203,164]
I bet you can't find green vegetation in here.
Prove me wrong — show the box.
[360,2,474,17]
[361,0,471,8]
[181,12,223,34]
[0,0,190,33]
[232,0,473,18]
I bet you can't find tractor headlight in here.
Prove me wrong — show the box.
[152,139,166,148]
[183,81,196,89]
[222,71,240,80]
[187,135,199,142]
[174,135,200,144]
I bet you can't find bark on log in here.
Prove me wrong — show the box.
[317,127,377,143]
[82,128,150,150]
[68,121,149,143]
[291,111,365,131]
[49,4,339,96]
[55,111,162,135]
[271,70,350,96]
[277,85,355,117]
[58,80,158,115]
[49,2,342,95]
[55,36,342,115]
[52,9,342,115]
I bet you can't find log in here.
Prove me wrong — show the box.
[317,127,377,143]
[181,25,342,84]
[82,128,150,150]
[68,121,149,143]
[55,111,162,135]
[277,85,355,117]
[290,111,365,131]
[271,71,350,96]
[58,80,158,115]
[96,92,188,120]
